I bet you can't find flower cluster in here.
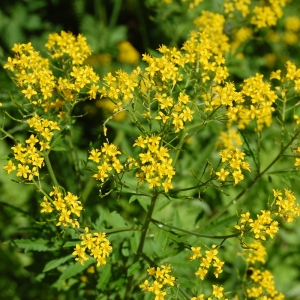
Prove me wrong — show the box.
[243,240,267,265]
[40,186,83,228]
[205,73,277,132]
[235,211,279,240]
[117,41,140,65]
[251,0,288,29]
[133,135,175,192]
[189,245,225,280]
[236,188,300,240]
[192,285,226,300]
[217,148,250,185]
[271,60,300,91]
[182,31,229,85]
[100,70,138,104]
[216,129,243,151]
[4,141,44,181]
[205,82,244,113]
[224,0,250,18]
[72,227,112,267]
[230,27,253,54]
[154,91,194,133]
[193,10,230,57]
[3,42,55,106]
[224,0,288,29]
[27,115,60,150]
[89,143,123,183]
[283,16,300,45]
[4,31,99,117]
[246,268,285,299]
[239,73,277,131]
[3,115,60,180]
[140,265,175,300]
[273,188,300,223]
[46,31,92,65]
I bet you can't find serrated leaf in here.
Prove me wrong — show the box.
[154,229,169,252]
[202,215,236,234]
[153,229,161,242]
[129,195,137,204]
[127,261,141,276]
[58,259,95,281]
[11,238,58,252]
[109,211,127,227]
[137,196,151,212]
[130,231,141,254]
[43,255,73,272]
[96,264,112,291]
[155,197,171,212]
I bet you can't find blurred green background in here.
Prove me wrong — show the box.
[1,0,300,299]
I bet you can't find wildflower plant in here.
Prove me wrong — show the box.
[1,1,300,299]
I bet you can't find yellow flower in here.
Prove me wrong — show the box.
[216,168,230,181]
[3,160,17,174]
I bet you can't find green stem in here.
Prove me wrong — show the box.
[151,219,239,240]
[136,194,158,256]
[202,129,300,229]
[32,178,53,202]
[0,126,16,141]
[168,177,213,195]
[0,201,29,215]
[43,152,59,187]
[66,134,82,193]
[125,193,159,298]
[178,286,191,299]
[108,0,122,29]
[132,0,150,50]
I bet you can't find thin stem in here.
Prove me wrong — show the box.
[151,219,239,240]
[136,194,159,256]
[168,176,213,195]
[125,193,159,298]
[0,126,17,141]
[178,286,192,299]
[108,0,122,30]
[0,201,30,215]
[66,134,82,193]
[105,226,141,235]
[32,178,53,202]
[43,152,59,187]
[202,129,300,229]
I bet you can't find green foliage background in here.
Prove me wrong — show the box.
[1,0,300,299]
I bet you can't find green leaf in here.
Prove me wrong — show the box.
[96,264,112,291]
[202,215,236,234]
[51,146,67,152]
[43,255,73,272]
[93,208,128,232]
[155,197,171,212]
[129,195,151,211]
[58,259,95,281]
[137,196,151,212]
[63,241,79,248]
[11,238,58,252]
[109,211,127,227]
[130,231,141,254]
[127,261,141,276]
[129,195,137,204]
